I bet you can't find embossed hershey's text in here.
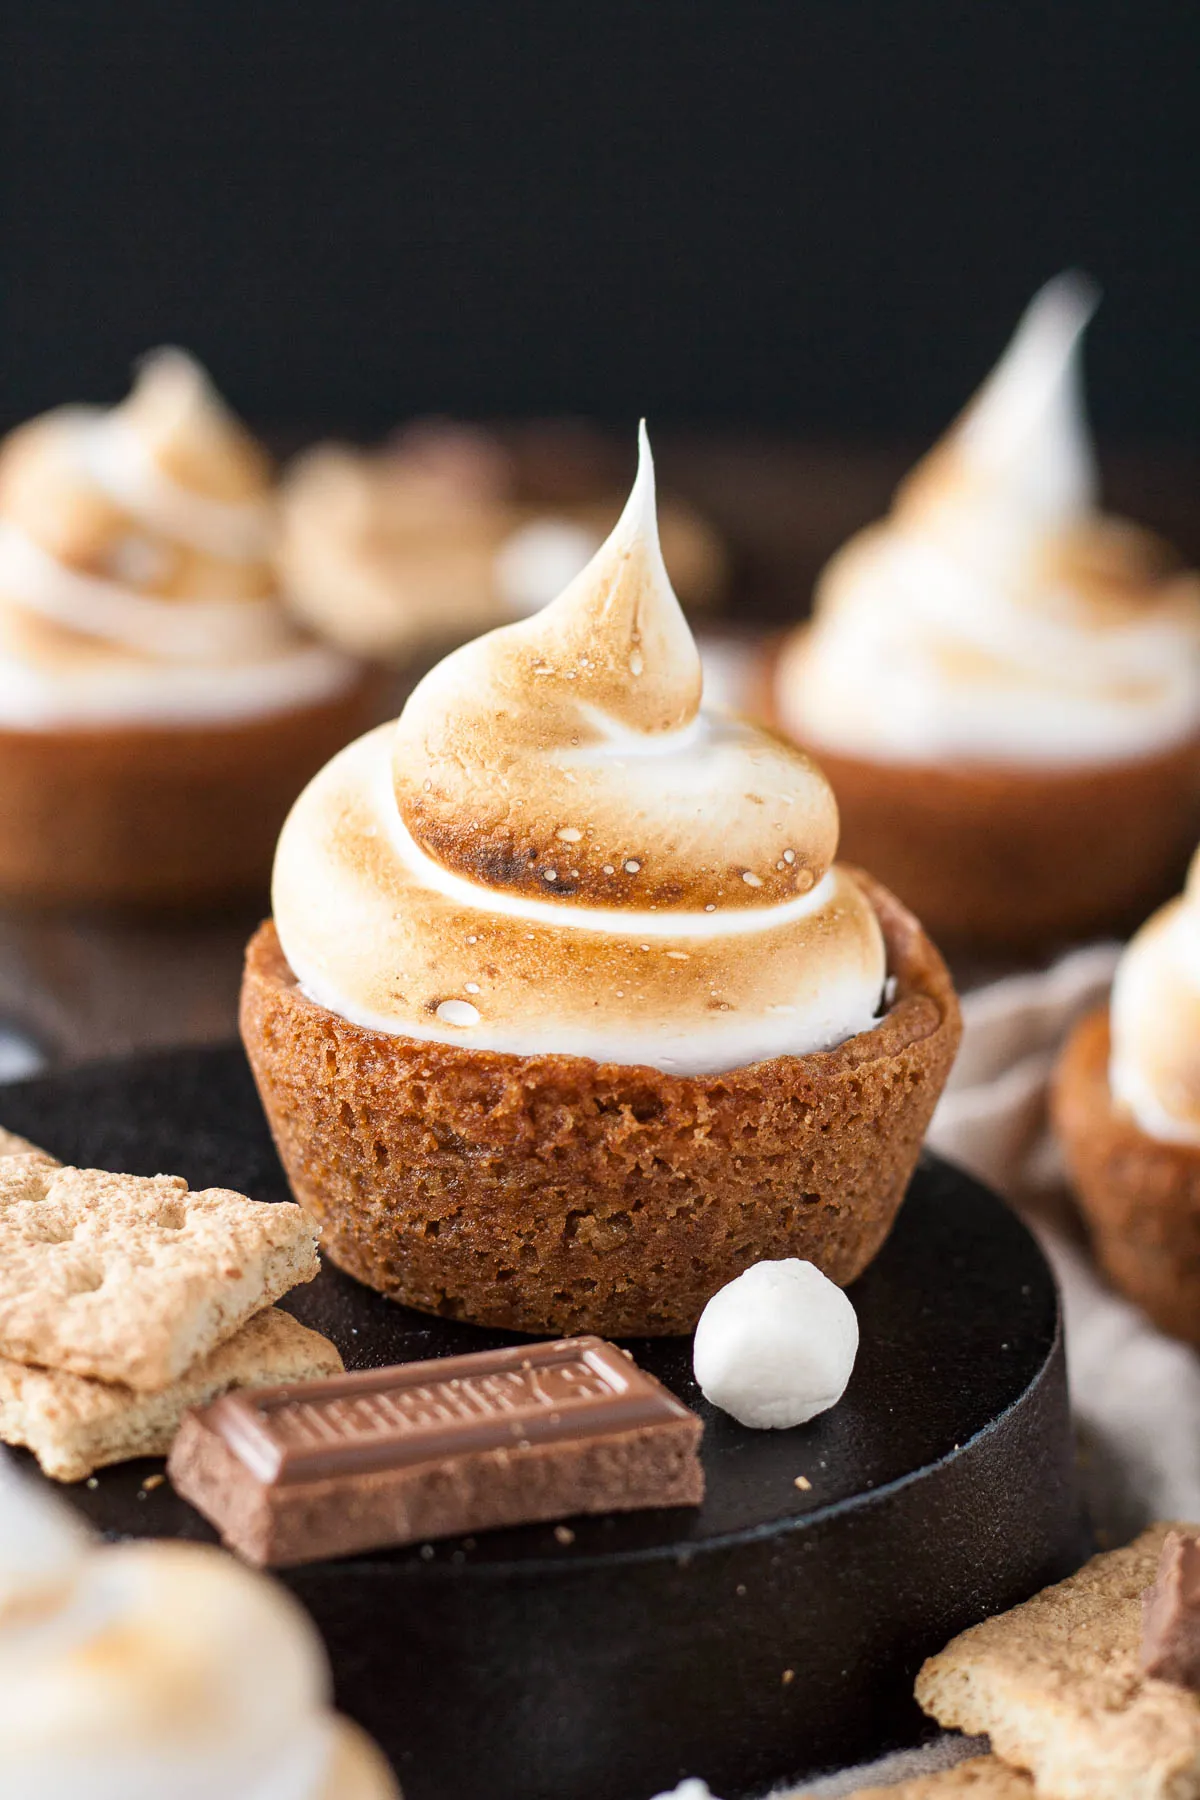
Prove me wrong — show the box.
[269,1359,617,1450]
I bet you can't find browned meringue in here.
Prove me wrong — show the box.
[0,350,356,727]
[778,275,1200,768]
[273,426,884,1075]
[1110,845,1200,1145]
[0,1454,397,1799]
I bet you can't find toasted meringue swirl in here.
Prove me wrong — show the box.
[0,349,356,728]
[275,426,886,1074]
[0,1456,393,1800]
[1110,848,1200,1145]
[778,274,1200,768]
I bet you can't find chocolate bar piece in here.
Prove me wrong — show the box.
[1142,1529,1200,1690]
[168,1335,704,1566]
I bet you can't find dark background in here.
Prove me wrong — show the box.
[2,2,1197,442]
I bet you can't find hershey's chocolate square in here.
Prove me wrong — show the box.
[169,1335,704,1566]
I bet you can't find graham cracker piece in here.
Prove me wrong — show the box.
[0,1161,321,1390]
[916,1525,1200,1800]
[0,1126,56,1164]
[0,1306,343,1482]
[810,1756,1032,1797]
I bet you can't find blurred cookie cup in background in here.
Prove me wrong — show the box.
[0,350,381,911]
[243,427,959,1337]
[276,417,727,672]
[768,276,1200,954]
[1053,849,1200,1347]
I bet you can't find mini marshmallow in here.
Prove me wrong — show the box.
[692,1259,859,1430]
[649,1783,717,1800]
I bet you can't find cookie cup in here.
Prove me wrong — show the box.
[1052,1006,1200,1347]
[762,641,1200,952]
[0,671,384,910]
[240,871,961,1337]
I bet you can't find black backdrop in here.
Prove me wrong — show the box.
[3,1,1198,441]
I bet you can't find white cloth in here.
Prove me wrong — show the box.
[927,941,1200,1536]
[0,1025,42,1082]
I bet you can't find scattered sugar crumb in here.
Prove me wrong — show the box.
[794,1475,812,1491]
[554,1525,576,1546]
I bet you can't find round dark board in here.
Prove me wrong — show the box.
[1,1044,1083,1800]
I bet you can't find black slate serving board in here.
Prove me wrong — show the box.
[1,1044,1082,1800]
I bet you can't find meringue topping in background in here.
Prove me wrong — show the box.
[277,419,727,662]
[1110,846,1200,1146]
[0,1454,398,1800]
[0,350,357,728]
[0,1452,89,1625]
[777,274,1200,768]
[273,424,886,1075]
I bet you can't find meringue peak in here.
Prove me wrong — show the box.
[529,419,702,738]
[900,270,1100,536]
[781,273,1200,773]
[392,424,839,913]
[114,347,272,503]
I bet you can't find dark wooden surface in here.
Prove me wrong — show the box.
[3,434,1197,1069]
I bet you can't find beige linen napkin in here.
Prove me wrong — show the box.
[927,940,1200,1536]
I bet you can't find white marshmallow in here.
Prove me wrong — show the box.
[650,1783,717,1800]
[693,1259,859,1430]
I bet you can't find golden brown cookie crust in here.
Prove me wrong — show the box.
[1053,1006,1200,1347]
[0,669,385,910]
[761,638,1200,954]
[240,870,960,1337]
